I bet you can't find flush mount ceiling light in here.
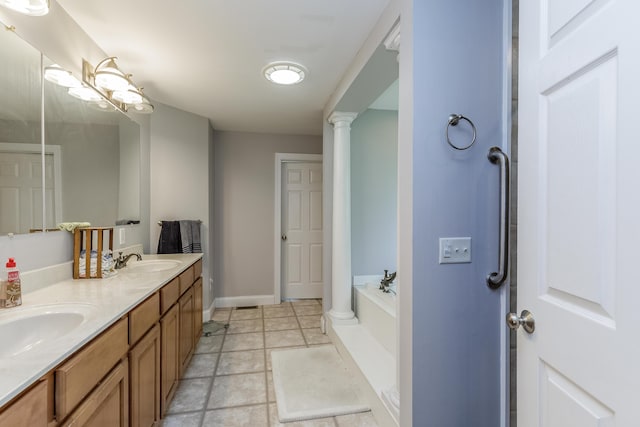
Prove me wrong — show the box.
[263,62,306,85]
[44,64,82,88]
[0,0,49,16]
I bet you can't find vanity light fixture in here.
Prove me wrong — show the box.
[44,64,82,88]
[68,85,103,103]
[82,58,154,114]
[93,57,130,92]
[88,99,117,112]
[112,86,143,105]
[130,88,154,114]
[0,0,49,16]
[263,61,306,85]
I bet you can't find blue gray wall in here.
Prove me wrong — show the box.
[351,109,398,276]
[411,0,508,425]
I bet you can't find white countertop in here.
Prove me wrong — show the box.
[0,253,203,407]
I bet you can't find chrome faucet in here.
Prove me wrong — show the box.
[380,270,397,293]
[115,252,142,269]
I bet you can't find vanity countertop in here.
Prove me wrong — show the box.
[0,253,203,408]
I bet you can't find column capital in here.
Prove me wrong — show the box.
[328,111,358,126]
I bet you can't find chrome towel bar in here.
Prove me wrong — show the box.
[487,146,510,289]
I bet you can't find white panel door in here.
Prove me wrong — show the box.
[518,1,640,425]
[0,152,44,234]
[282,162,323,299]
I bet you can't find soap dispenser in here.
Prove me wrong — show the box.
[4,258,22,308]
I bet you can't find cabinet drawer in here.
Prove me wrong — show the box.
[130,292,160,345]
[193,259,202,278]
[0,380,48,427]
[178,265,195,295]
[55,317,128,420]
[59,359,129,427]
[160,277,180,315]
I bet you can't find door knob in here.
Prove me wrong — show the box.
[281,234,287,241]
[506,310,535,334]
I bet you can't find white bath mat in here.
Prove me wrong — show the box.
[271,345,370,422]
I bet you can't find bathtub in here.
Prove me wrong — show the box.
[354,281,397,357]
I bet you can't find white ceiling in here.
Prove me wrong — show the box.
[56,0,391,135]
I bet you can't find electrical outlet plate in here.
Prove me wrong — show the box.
[439,237,472,264]
[119,228,126,245]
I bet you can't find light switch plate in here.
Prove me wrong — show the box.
[439,237,472,264]
[119,228,126,245]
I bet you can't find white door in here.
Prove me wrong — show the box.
[0,152,45,234]
[282,162,323,299]
[518,1,640,425]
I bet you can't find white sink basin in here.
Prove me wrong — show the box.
[0,304,94,358]
[126,260,181,273]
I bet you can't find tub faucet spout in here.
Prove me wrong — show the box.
[380,270,397,293]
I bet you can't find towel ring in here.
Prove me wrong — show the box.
[446,114,477,150]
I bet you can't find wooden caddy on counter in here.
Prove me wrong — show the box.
[73,227,114,279]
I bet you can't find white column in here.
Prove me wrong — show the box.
[327,111,358,325]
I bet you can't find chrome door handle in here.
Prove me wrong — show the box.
[506,310,535,334]
[281,234,287,241]
[487,146,510,289]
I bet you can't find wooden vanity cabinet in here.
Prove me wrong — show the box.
[178,265,195,295]
[55,318,129,422]
[160,303,180,416]
[0,257,203,427]
[129,324,160,427]
[129,293,160,345]
[0,379,49,427]
[193,259,202,280]
[178,286,195,376]
[193,277,203,342]
[160,277,180,314]
[58,360,129,427]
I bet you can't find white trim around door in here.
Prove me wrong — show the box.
[274,153,323,304]
[0,143,62,228]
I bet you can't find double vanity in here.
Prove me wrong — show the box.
[0,253,203,426]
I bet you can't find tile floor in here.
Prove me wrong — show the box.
[161,300,379,427]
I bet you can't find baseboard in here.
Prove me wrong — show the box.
[214,295,275,308]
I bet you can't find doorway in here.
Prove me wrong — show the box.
[0,143,61,234]
[274,153,323,302]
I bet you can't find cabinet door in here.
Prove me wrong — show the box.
[179,287,194,376]
[0,380,48,427]
[160,303,179,415]
[129,324,160,427]
[59,359,128,427]
[55,317,129,420]
[193,277,203,344]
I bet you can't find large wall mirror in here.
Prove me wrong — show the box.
[0,23,141,236]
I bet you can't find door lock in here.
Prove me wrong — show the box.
[506,310,535,334]
[281,234,287,241]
